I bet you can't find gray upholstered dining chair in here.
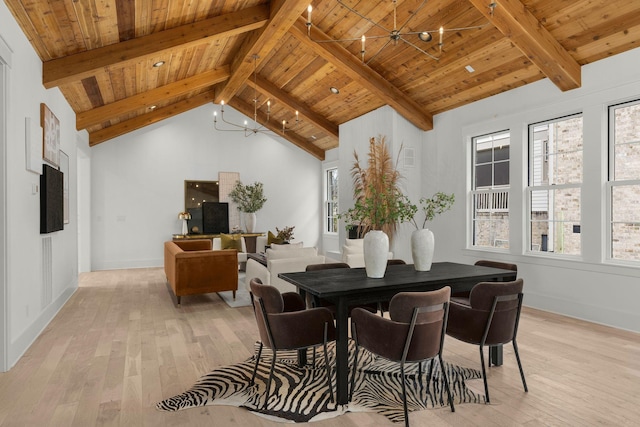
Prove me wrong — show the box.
[446,278,527,403]
[249,278,336,409]
[350,286,455,427]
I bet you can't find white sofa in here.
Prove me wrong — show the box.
[212,236,247,270]
[256,235,268,253]
[341,238,393,268]
[245,245,325,293]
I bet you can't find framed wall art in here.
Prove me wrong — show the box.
[40,103,60,167]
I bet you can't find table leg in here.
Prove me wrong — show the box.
[490,344,503,366]
[298,289,308,367]
[335,298,349,405]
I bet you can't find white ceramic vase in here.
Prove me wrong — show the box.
[244,212,256,233]
[411,228,435,271]
[363,230,389,278]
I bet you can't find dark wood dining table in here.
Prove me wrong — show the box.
[279,261,517,405]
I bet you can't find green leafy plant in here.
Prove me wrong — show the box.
[228,181,267,213]
[409,192,455,229]
[339,136,414,239]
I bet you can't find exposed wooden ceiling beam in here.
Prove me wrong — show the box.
[43,5,269,88]
[77,66,230,130]
[246,75,339,140]
[228,97,326,161]
[88,90,216,146]
[214,0,309,105]
[468,0,581,91]
[290,18,433,131]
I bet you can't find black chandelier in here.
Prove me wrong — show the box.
[306,0,488,64]
[213,54,300,137]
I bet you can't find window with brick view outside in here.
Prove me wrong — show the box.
[529,115,583,255]
[609,100,640,261]
[472,131,510,248]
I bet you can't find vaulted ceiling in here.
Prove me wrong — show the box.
[5,0,640,160]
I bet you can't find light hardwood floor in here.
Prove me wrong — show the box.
[0,267,638,426]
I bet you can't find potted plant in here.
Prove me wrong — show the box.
[408,192,455,271]
[275,225,295,243]
[340,136,414,277]
[228,181,267,233]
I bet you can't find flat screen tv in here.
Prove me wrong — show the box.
[202,202,229,234]
[40,163,64,233]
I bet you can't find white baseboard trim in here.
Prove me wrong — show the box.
[8,285,77,369]
[524,291,639,334]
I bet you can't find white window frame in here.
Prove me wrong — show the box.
[526,113,583,257]
[324,166,338,235]
[470,130,511,250]
[606,98,640,264]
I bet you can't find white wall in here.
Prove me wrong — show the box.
[90,103,322,270]
[426,47,640,333]
[1,1,85,368]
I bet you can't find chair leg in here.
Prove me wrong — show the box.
[323,341,334,403]
[251,342,263,385]
[349,342,360,401]
[426,358,435,390]
[263,349,277,409]
[438,354,455,412]
[513,339,528,392]
[479,345,490,403]
[400,362,409,427]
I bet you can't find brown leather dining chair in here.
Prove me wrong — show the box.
[445,278,527,403]
[249,278,337,409]
[451,260,518,302]
[350,286,455,427]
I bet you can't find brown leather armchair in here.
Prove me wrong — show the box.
[164,239,238,305]
[446,278,527,403]
[350,287,455,426]
[249,278,336,409]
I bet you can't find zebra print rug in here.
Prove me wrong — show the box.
[156,341,484,423]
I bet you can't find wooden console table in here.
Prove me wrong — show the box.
[172,232,264,253]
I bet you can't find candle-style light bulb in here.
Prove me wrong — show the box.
[439,26,444,49]
[295,110,299,121]
[361,35,366,61]
[267,100,271,113]
[307,5,312,25]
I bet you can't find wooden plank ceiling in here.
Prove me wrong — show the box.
[5,0,640,160]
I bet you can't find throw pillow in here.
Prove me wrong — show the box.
[220,233,242,251]
[344,238,364,249]
[343,244,363,255]
[270,241,303,250]
[266,247,318,260]
[267,230,284,245]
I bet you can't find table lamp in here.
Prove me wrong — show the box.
[178,211,191,235]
